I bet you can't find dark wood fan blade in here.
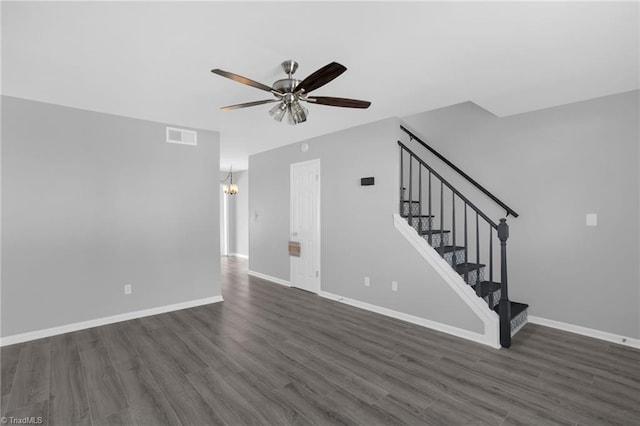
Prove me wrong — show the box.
[220,99,279,111]
[211,69,275,93]
[296,62,347,94]
[306,96,371,109]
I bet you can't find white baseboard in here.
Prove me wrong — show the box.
[528,316,640,349]
[319,290,494,348]
[0,295,224,347]
[248,270,290,287]
[229,253,249,259]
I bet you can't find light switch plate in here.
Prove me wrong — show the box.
[586,213,597,227]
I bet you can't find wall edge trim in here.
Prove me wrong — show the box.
[528,315,640,349]
[229,253,249,259]
[248,270,291,287]
[0,295,224,347]
[319,290,496,348]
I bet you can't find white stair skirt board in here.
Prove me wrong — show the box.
[248,270,291,287]
[0,295,224,347]
[319,291,492,347]
[393,213,500,348]
[229,253,249,259]
[529,316,640,349]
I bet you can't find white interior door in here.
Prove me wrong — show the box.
[290,159,320,293]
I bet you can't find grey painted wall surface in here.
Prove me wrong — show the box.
[219,170,248,257]
[249,118,482,334]
[230,170,248,256]
[1,96,221,337]
[402,91,639,338]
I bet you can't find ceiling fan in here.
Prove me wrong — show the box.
[211,60,371,125]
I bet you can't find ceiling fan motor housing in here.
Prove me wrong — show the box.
[273,78,301,95]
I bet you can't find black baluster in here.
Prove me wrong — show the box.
[399,147,404,215]
[439,181,444,256]
[498,218,511,348]
[452,192,456,265]
[489,224,494,307]
[419,164,423,234]
[464,204,469,284]
[476,212,481,296]
[408,156,413,224]
[428,171,432,245]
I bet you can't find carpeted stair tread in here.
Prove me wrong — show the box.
[419,229,450,235]
[472,281,501,298]
[454,263,485,274]
[493,301,529,319]
[435,245,466,253]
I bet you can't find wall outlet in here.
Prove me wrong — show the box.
[392,281,398,292]
[124,284,132,295]
[364,277,370,287]
[586,213,597,227]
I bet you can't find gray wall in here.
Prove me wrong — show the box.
[249,118,483,333]
[219,169,248,257]
[402,91,639,338]
[229,170,248,256]
[1,96,221,337]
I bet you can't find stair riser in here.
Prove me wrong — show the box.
[423,233,449,249]
[401,202,421,217]
[483,288,500,309]
[511,308,528,336]
[460,268,484,287]
[443,250,466,266]
[407,217,434,232]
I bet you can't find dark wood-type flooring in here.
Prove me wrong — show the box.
[2,257,639,425]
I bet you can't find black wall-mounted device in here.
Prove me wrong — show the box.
[360,177,375,186]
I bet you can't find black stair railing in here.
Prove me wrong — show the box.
[400,125,519,218]
[399,141,513,348]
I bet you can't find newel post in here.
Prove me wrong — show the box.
[498,218,511,348]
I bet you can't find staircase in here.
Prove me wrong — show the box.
[399,126,528,348]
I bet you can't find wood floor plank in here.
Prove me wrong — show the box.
[186,367,267,426]
[49,334,91,426]
[219,369,308,425]
[111,357,181,425]
[323,388,407,426]
[1,344,22,403]
[145,327,208,375]
[99,323,138,366]
[177,328,244,373]
[75,327,105,353]
[122,320,227,425]
[92,408,133,426]
[7,338,50,411]
[274,380,360,426]
[240,336,338,397]
[79,347,127,421]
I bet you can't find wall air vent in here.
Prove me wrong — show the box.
[166,127,197,146]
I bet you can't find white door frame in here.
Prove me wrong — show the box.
[290,158,321,293]
[220,185,229,256]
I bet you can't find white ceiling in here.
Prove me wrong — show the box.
[2,1,638,170]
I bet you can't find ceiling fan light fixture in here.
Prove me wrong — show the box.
[269,102,287,122]
[287,104,297,125]
[290,100,308,124]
